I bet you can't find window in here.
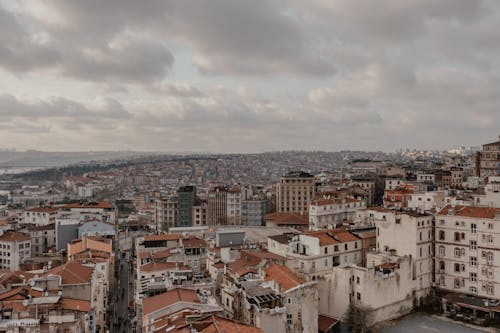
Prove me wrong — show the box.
[324,247,328,254]
[357,292,361,300]
[334,245,339,252]
[487,252,494,265]
[439,261,445,272]
[471,223,477,234]
[356,277,360,284]
[470,257,477,267]
[438,246,445,257]
[454,263,460,273]
[287,314,292,326]
[470,272,477,283]
[454,248,461,258]
[488,223,494,230]
[439,219,445,225]
[470,286,477,293]
[454,232,460,242]
[470,240,477,251]
[439,230,445,240]
[345,244,348,251]
[287,298,292,304]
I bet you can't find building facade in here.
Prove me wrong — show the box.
[277,171,315,214]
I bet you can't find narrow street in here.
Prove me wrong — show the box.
[111,257,131,333]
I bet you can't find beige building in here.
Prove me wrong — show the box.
[480,136,500,177]
[154,194,178,232]
[436,205,500,300]
[373,210,434,297]
[277,171,315,214]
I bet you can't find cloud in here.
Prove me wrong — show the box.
[1,0,500,151]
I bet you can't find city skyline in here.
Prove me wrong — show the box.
[1,0,500,152]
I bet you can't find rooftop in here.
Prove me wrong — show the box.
[142,288,199,316]
[0,231,30,243]
[437,204,500,219]
[265,264,305,291]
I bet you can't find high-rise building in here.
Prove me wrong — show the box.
[480,136,500,177]
[276,171,315,214]
[208,187,228,225]
[154,193,178,232]
[178,186,196,227]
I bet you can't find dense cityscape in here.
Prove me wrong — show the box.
[1,0,499,332]
[0,138,497,332]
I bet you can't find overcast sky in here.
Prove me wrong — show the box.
[0,0,499,152]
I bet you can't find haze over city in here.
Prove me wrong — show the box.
[1,0,499,152]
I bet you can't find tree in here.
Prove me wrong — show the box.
[344,302,372,333]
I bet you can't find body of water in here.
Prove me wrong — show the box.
[0,167,44,175]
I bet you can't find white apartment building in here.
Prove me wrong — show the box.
[309,196,366,230]
[374,210,433,295]
[268,229,363,281]
[0,232,31,271]
[408,190,448,212]
[22,207,58,226]
[435,205,500,300]
[322,253,417,327]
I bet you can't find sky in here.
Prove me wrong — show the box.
[0,0,499,153]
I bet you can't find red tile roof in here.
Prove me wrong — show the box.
[140,262,190,273]
[437,205,500,219]
[26,207,58,213]
[182,236,207,248]
[318,314,339,332]
[175,315,263,333]
[144,234,182,242]
[142,288,199,316]
[60,298,91,312]
[62,202,114,209]
[45,261,94,285]
[265,212,308,225]
[0,231,30,242]
[265,264,305,291]
[304,229,359,245]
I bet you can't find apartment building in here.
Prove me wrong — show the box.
[268,229,363,281]
[192,198,208,226]
[373,210,434,295]
[241,199,268,226]
[178,186,196,227]
[22,207,58,225]
[435,205,500,300]
[351,175,376,206]
[154,194,178,232]
[207,186,228,225]
[227,187,242,225]
[480,136,500,177]
[309,196,366,230]
[0,231,31,271]
[276,171,315,214]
